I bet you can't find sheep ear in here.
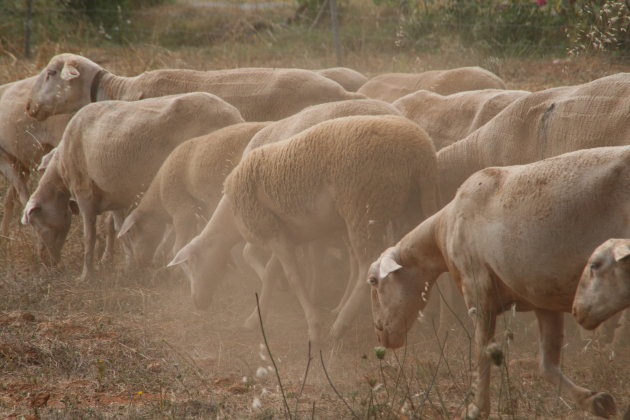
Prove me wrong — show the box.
[21,200,40,225]
[61,62,80,81]
[118,213,137,238]
[379,250,402,279]
[69,200,79,215]
[38,149,57,171]
[168,243,195,267]
[613,243,630,262]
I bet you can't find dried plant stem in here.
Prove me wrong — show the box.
[319,350,360,419]
[255,293,292,419]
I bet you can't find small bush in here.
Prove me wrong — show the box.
[568,0,630,55]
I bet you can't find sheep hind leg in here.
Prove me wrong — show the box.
[269,236,324,345]
[1,186,17,237]
[243,255,282,330]
[535,309,616,418]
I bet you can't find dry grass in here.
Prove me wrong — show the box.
[1,5,630,418]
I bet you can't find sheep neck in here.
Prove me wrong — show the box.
[436,132,487,206]
[96,73,139,102]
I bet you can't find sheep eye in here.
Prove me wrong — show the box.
[46,69,57,79]
[368,277,378,286]
[590,262,600,271]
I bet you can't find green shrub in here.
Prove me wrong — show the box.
[568,0,630,55]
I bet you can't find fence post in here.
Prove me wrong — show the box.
[24,0,33,59]
[328,0,342,66]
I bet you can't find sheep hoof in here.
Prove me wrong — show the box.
[584,391,616,419]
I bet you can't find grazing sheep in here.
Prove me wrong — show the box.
[316,67,368,91]
[393,88,529,150]
[438,72,630,205]
[369,146,629,419]
[22,92,244,280]
[573,239,630,335]
[357,67,507,102]
[118,122,270,266]
[170,115,439,343]
[157,98,403,328]
[25,53,364,122]
[0,77,71,235]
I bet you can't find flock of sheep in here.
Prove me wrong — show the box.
[1,53,629,419]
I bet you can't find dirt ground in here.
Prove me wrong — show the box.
[1,50,629,419]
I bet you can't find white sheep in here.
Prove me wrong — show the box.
[316,67,368,92]
[0,77,71,235]
[393,88,529,150]
[22,92,244,280]
[25,53,364,122]
[357,66,507,102]
[169,115,439,343]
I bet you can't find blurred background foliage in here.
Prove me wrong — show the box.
[0,0,628,58]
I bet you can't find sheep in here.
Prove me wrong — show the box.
[134,98,400,328]
[368,146,630,419]
[393,88,529,150]
[357,66,507,102]
[0,77,72,235]
[21,92,244,280]
[431,72,630,346]
[437,72,630,206]
[316,67,368,91]
[117,121,270,267]
[25,53,364,122]
[169,115,439,343]
[573,239,630,342]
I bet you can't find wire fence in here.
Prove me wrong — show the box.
[6,1,630,63]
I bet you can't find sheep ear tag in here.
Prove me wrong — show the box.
[379,253,402,279]
[613,243,630,262]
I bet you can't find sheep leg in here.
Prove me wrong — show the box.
[329,262,370,341]
[460,304,496,420]
[76,192,98,282]
[243,255,282,330]
[242,243,270,283]
[331,239,358,314]
[1,186,17,237]
[612,309,629,352]
[534,309,616,418]
[100,213,116,265]
[0,151,30,206]
[270,236,323,345]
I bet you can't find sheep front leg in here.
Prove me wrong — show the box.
[332,238,357,314]
[0,150,30,206]
[329,263,370,341]
[76,193,97,282]
[1,186,17,237]
[535,309,616,418]
[459,303,496,420]
[243,255,282,330]
[270,236,324,345]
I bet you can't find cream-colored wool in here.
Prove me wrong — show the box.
[222,115,439,342]
[0,77,71,234]
[393,88,529,150]
[245,98,402,154]
[370,146,630,419]
[316,67,368,92]
[26,53,364,122]
[119,122,269,265]
[23,92,244,280]
[437,73,630,205]
[357,66,506,102]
